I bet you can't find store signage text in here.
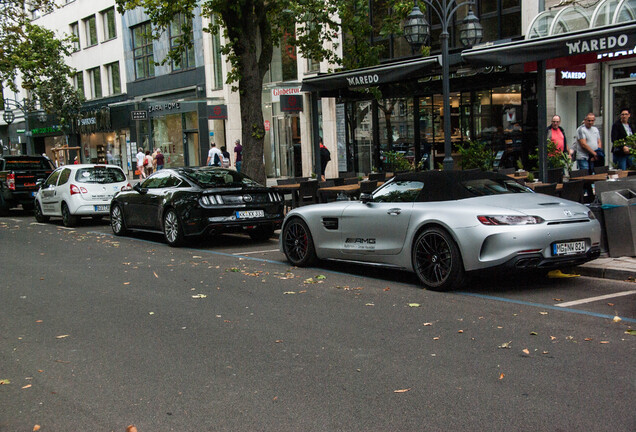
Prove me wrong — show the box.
[78,107,111,134]
[346,74,380,87]
[566,34,629,55]
[31,126,61,135]
[131,110,147,120]
[560,70,586,80]
[148,102,181,113]
[556,65,587,86]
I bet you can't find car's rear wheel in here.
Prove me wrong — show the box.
[163,208,185,247]
[282,218,316,267]
[110,204,128,236]
[248,225,274,242]
[412,226,465,291]
[34,201,49,223]
[61,202,78,227]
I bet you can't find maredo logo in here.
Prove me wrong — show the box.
[272,88,301,96]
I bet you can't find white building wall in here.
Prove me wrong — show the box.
[35,0,128,100]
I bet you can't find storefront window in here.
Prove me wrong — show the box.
[153,113,184,167]
[349,101,373,175]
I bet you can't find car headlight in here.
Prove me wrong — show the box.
[587,211,596,220]
[477,215,545,225]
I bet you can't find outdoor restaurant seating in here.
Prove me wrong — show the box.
[569,169,587,178]
[330,177,345,186]
[546,168,564,184]
[344,177,359,185]
[533,182,558,196]
[368,172,386,182]
[594,166,609,174]
[297,180,319,206]
[359,180,378,195]
[560,180,585,202]
[497,167,515,175]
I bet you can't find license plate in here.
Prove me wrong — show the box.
[236,210,264,219]
[553,240,585,256]
[94,205,109,212]
[31,191,36,197]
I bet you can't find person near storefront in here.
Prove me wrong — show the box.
[136,148,146,179]
[207,142,223,167]
[576,113,602,173]
[234,139,243,172]
[611,108,633,170]
[144,151,154,177]
[546,115,572,157]
[155,148,165,170]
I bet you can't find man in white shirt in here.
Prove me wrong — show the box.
[206,142,223,167]
[576,113,601,173]
[136,148,146,179]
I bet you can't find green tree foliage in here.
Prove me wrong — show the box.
[0,1,82,131]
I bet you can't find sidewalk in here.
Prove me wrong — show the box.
[577,255,636,282]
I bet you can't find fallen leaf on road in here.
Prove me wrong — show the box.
[613,316,622,323]
[600,341,610,344]
[284,291,296,295]
[123,282,130,285]
[522,348,530,355]
[384,287,390,291]
[499,373,505,380]
[153,271,159,278]
[433,337,440,341]
[393,388,411,393]
[553,298,563,302]
[33,426,40,431]
[498,342,512,349]
[423,322,433,326]
[126,426,138,432]
[539,312,548,315]
[365,303,375,306]
[315,275,326,280]
[607,303,614,306]
[0,379,10,385]
[22,384,32,389]
[530,332,538,335]
[625,329,636,335]
[550,336,557,340]
[55,335,69,339]
[408,303,420,307]
[458,330,464,333]
[584,338,593,341]
[192,294,207,299]
[275,340,283,343]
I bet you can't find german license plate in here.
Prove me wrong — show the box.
[553,240,585,256]
[236,210,264,219]
[94,205,109,212]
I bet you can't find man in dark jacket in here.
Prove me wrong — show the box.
[610,108,633,170]
[546,115,569,155]
[319,140,331,181]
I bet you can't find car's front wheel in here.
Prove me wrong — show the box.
[61,202,78,227]
[34,201,49,223]
[412,226,465,291]
[163,208,185,247]
[282,218,316,267]
[110,204,128,236]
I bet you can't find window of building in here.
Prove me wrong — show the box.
[70,22,80,51]
[211,16,223,89]
[74,72,85,99]
[132,22,154,80]
[476,0,521,43]
[106,62,121,95]
[88,67,102,99]
[102,7,117,41]
[83,15,98,47]
[169,13,195,71]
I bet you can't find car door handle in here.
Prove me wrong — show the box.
[387,208,401,215]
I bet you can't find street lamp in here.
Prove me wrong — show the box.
[2,98,34,155]
[403,1,483,170]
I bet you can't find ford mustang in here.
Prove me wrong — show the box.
[280,171,601,291]
[111,167,284,246]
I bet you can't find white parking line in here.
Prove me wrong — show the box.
[233,249,280,255]
[556,290,636,307]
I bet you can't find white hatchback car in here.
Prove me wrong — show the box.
[34,164,129,226]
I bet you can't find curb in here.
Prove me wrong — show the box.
[575,265,635,282]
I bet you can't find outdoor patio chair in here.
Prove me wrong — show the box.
[560,180,584,203]
[533,183,558,196]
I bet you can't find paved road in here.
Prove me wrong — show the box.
[1,211,634,432]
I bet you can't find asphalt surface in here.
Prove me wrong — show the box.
[0,212,634,432]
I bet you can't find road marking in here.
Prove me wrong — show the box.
[458,292,636,323]
[555,290,636,308]
[233,249,280,255]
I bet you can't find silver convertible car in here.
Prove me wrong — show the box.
[280,171,601,291]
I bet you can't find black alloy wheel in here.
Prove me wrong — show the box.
[110,204,128,236]
[282,218,316,266]
[163,208,185,247]
[34,201,49,223]
[412,226,465,291]
[61,202,78,227]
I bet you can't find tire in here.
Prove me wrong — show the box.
[61,202,78,227]
[282,218,316,267]
[110,204,128,236]
[34,201,49,223]
[163,208,185,247]
[248,225,274,242]
[412,226,465,291]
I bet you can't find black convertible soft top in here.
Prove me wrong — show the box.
[392,170,528,202]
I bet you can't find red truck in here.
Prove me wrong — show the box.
[0,155,54,215]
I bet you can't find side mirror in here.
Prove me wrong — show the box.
[360,193,373,203]
[36,179,44,189]
[133,183,147,194]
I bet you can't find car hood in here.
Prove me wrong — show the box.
[465,193,590,221]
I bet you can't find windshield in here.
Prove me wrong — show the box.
[182,168,261,188]
[3,157,53,170]
[462,178,531,196]
[75,167,126,184]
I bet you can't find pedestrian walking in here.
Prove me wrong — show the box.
[144,151,154,177]
[234,139,243,172]
[136,147,146,179]
[319,139,331,181]
[155,148,165,170]
[611,108,633,170]
[207,142,223,167]
[220,146,231,168]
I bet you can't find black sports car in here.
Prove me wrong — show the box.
[110,167,284,246]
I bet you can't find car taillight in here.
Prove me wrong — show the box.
[7,173,15,190]
[70,184,88,195]
[122,183,131,191]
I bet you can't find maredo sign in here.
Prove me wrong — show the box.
[271,87,301,102]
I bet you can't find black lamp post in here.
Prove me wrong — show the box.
[403,1,483,170]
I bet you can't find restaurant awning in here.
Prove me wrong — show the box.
[462,21,636,66]
[301,56,440,95]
